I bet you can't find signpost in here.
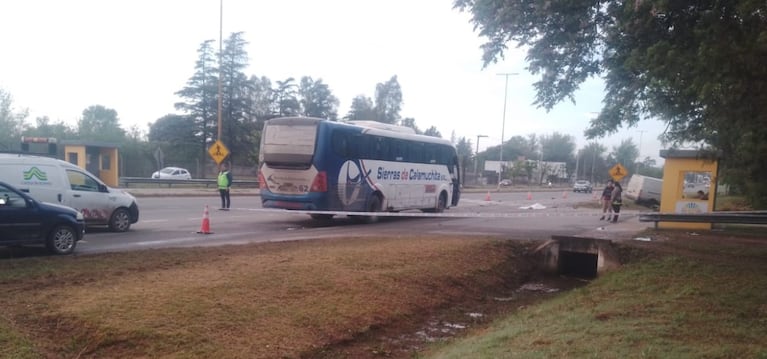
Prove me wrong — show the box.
[609,163,628,182]
[208,140,230,165]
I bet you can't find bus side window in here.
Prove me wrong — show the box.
[393,139,406,161]
[424,144,437,164]
[408,141,424,163]
[332,132,348,158]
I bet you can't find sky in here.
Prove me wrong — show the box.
[0,0,668,165]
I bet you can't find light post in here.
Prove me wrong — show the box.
[636,129,646,175]
[497,72,519,188]
[474,134,488,182]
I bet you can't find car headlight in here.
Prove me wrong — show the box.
[76,211,84,221]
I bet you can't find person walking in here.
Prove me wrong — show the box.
[217,162,233,210]
[599,180,614,220]
[609,181,623,223]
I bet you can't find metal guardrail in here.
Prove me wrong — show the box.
[639,211,767,228]
[119,177,259,188]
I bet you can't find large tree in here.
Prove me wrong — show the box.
[0,88,28,150]
[174,39,219,176]
[345,95,376,122]
[219,32,258,164]
[23,116,76,140]
[374,76,403,124]
[298,76,339,120]
[273,78,300,117]
[455,0,767,206]
[77,105,125,143]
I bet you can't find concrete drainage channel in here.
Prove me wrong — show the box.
[535,236,621,279]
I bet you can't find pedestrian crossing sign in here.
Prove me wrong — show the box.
[208,140,230,164]
[609,163,627,181]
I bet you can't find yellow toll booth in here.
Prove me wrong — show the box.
[658,149,719,230]
[61,141,120,188]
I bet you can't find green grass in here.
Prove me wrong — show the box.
[427,239,767,359]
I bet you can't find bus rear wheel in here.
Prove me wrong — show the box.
[352,195,382,224]
[423,192,447,213]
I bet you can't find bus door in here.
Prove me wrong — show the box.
[450,155,460,206]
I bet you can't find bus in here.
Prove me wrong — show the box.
[258,117,461,221]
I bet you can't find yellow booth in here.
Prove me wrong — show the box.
[658,149,719,230]
[60,141,120,188]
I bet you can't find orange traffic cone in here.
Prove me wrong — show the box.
[527,192,533,200]
[197,205,213,234]
[485,191,491,201]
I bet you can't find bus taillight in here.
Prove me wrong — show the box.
[258,171,267,190]
[310,171,328,192]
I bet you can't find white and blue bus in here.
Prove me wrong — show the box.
[258,117,461,221]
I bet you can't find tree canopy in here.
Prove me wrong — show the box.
[455,0,767,206]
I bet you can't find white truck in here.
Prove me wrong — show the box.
[624,174,663,206]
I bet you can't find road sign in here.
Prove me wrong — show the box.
[609,163,628,181]
[208,140,230,164]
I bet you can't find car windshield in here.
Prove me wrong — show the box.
[160,168,175,174]
[576,181,589,185]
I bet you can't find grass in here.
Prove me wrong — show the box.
[1,231,766,358]
[426,231,767,359]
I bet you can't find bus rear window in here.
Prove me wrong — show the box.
[262,124,317,164]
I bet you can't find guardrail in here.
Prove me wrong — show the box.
[119,177,259,188]
[639,211,767,228]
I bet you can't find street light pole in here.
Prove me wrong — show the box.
[474,134,488,181]
[636,130,646,174]
[497,72,518,188]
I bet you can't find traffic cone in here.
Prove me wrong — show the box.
[485,191,491,201]
[197,205,213,234]
[527,192,533,200]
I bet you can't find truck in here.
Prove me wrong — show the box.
[624,174,663,207]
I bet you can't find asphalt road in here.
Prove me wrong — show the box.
[0,189,651,258]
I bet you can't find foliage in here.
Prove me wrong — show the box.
[610,139,639,174]
[219,32,258,165]
[77,105,126,143]
[401,117,422,134]
[423,126,442,138]
[23,117,76,141]
[454,0,767,208]
[298,76,339,120]
[174,39,218,176]
[148,114,198,171]
[373,75,403,124]
[455,136,473,182]
[345,95,377,122]
[0,88,28,150]
[273,77,300,117]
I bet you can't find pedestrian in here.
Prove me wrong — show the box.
[218,162,233,210]
[599,180,614,220]
[610,181,623,223]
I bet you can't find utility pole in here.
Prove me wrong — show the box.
[217,0,224,142]
[474,134,488,182]
[496,72,519,189]
[636,130,646,175]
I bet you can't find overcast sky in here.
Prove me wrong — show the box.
[0,0,668,164]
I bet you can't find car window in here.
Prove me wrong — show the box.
[0,185,28,208]
[67,170,100,192]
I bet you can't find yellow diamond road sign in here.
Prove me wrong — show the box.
[609,163,628,181]
[208,140,230,164]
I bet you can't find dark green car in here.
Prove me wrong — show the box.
[0,181,85,255]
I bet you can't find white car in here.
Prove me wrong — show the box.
[151,167,192,180]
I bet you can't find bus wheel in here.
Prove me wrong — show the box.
[436,192,447,213]
[362,195,382,224]
[310,214,334,221]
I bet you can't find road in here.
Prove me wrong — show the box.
[1,189,649,258]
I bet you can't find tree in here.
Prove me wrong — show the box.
[0,88,28,150]
[298,76,339,120]
[175,39,219,176]
[610,139,639,175]
[345,95,376,122]
[273,78,300,117]
[219,32,258,165]
[373,75,403,124]
[455,136,473,183]
[23,116,76,141]
[423,126,442,138]
[148,114,198,170]
[540,132,575,162]
[455,0,767,207]
[401,117,422,134]
[77,105,125,143]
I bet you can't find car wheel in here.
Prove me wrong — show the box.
[47,225,77,255]
[109,208,132,232]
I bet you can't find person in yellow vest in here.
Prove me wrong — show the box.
[217,162,233,210]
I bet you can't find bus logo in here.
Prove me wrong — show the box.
[338,160,370,206]
[23,167,48,181]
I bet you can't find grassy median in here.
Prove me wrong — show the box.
[1,231,765,358]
